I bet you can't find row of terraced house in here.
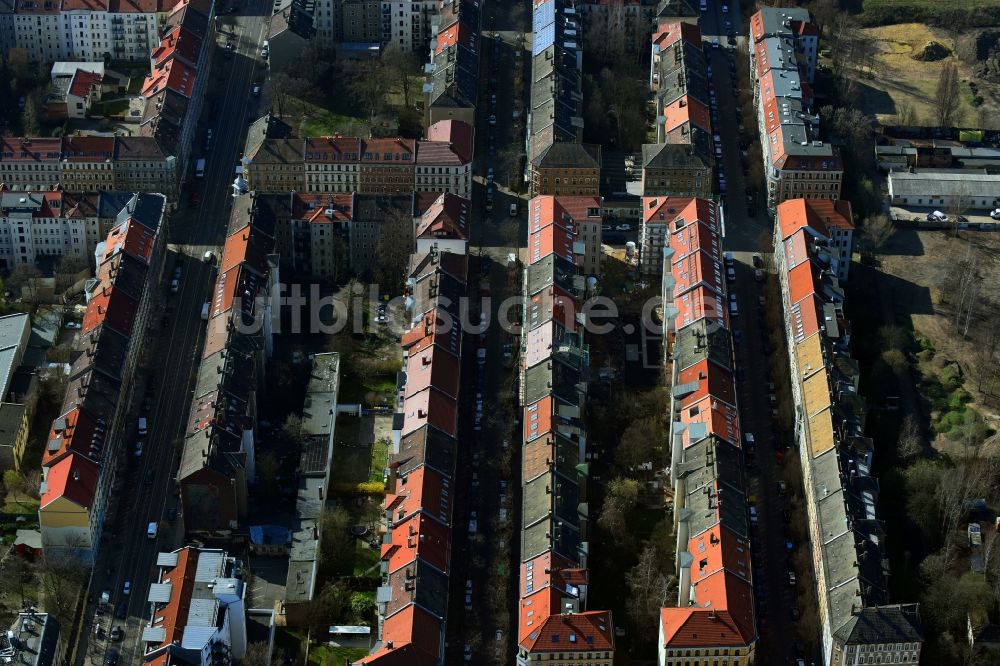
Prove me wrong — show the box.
[657,196,757,665]
[37,193,167,563]
[773,198,924,666]
[516,195,615,665]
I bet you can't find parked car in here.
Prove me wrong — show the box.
[110,626,124,642]
[787,570,797,586]
[468,511,478,534]
[123,581,131,596]
[134,441,143,457]
[614,223,631,231]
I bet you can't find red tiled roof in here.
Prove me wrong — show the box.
[678,394,740,448]
[672,283,728,331]
[787,260,817,306]
[424,120,474,164]
[782,228,810,272]
[553,196,602,223]
[663,96,711,135]
[82,284,138,337]
[527,200,578,265]
[221,227,252,274]
[386,466,451,527]
[62,0,109,9]
[519,611,615,653]
[0,138,62,163]
[151,26,201,67]
[401,388,457,438]
[102,217,156,264]
[404,345,461,400]
[776,198,854,241]
[400,312,462,357]
[380,512,450,574]
[356,605,441,665]
[68,70,103,99]
[671,248,723,298]
[146,548,197,655]
[652,21,701,50]
[291,193,353,223]
[415,193,470,240]
[523,395,555,443]
[43,407,100,467]
[61,135,114,162]
[676,359,737,410]
[361,138,416,163]
[40,453,99,510]
[142,59,197,98]
[303,136,361,162]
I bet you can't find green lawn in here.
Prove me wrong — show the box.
[96,98,130,116]
[300,105,368,138]
[352,540,379,577]
[310,645,369,665]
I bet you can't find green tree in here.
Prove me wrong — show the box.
[350,591,376,623]
[21,95,39,137]
[597,477,640,540]
[319,506,354,577]
[256,452,279,496]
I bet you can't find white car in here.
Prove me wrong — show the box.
[927,210,948,222]
[509,203,518,217]
[722,3,728,11]
[991,208,1000,220]
[464,645,472,662]
[468,511,478,534]
[64,322,82,330]
[614,223,631,231]
[749,506,758,524]
[134,441,143,457]
[788,570,797,586]
[726,266,736,282]
[123,581,131,596]
[489,114,497,125]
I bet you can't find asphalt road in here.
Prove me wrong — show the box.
[77,3,270,664]
[700,2,819,662]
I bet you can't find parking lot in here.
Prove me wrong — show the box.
[889,204,1000,230]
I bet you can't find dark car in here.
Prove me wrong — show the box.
[105,650,119,666]
[166,507,178,522]
[115,602,127,619]
[110,626,124,642]
[144,470,154,486]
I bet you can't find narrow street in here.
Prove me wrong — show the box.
[77,2,271,663]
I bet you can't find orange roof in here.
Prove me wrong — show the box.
[776,198,854,241]
[103,217,156,263]
[519,610,615,653]
[671,247,723,298]
[414,192,470,240]
[291,193,353,223]
[221,227,252,274]
[142,58,196,98]
[787,260,817,306]
[43,407,100,467]
[147,548,197,655]
[677,359,736,410]
[40,453,99,510]
[652,21,701,50]
[356,605,441,665]
[552,195,602,224]
[380,512,450,574]
[151,26,201,67]
[523,395,555,443]
[400,313,462,357]
[527,202,578,265]
[679,394,740,448]
[404,345,461,399]
[0,138,61,162]
[782,227,811,272]
[672,283,727,331]
[788,293,822,343]
[688,524,751,588]
[401,388,458,438]
[303,136,362,162]
[387,466,451,527]
[425,120,474,164]
[518,587,560,642]
[82,284,138,337]
[663,96,711,135]
[361,138,416,163]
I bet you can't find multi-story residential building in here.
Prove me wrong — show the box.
[139,0,215,185]
[5,0,164,63]
[577,0,656,56]
[380,0,436,52]
[58,135,116,192]
[414,191,469,255]
[340,0,380,43]
[640,196,719,280]
[113,136,179,198]
[357,249,467,665]
[249,122,473,196]
[527,0,603,197]
[0,192,95,268]
[516,195,615,665]
[423,0,480,126]
[658,195,756,666]
[749,8,841,212]
[417,119,473,197]
[775,197,853,281]
[38,193,166,563]
[140,547,251,662]
[267,0,315,71]
[179,194,277,538]
[648,21,714,189]
[774,198,923,666]
[641,143,712,197]
[0,138,62,191]
[267,191,352,279]
[652,0,697,28]
[349,193,413,273]
[530,195,603,276]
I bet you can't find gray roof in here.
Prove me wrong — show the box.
[887,169,1000,200]
[525,254,584,298]
[523,350,585,405]
[390,425,457,477]
[677,437,747,539]
[833,604,923,645]
[302,353,339,440]
[672,318,732,372]
[1,613,60,666]
[532,142,600,170]
[756,6,813,38]
[642,142,711,170]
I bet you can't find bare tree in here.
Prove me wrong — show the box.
[241,642,273,666]
[7,264,42,302]
[374,205,414,294]
[382,43,420,109]
[625,544,674,646]
[897,415,924,462]
[349,59,391,125]
[934,62,962,128]
[20,95,39,137]
[896,102,917,127]
[597,477,640,540]
[861,214,895,253]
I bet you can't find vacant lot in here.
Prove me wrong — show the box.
[860,0,1000,28]
[849,23,997,125]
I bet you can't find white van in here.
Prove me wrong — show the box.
[147,522,158,539]
[195,158,205,178]
[201,302,210,320]
[138,417,148,436]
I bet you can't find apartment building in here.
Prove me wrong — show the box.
[247,121,473,197]
[0,138,62,191]
[640,196,719,281]
[516,195,615,665]
[141,547,250,662]
[577,0,655,56]
[1,611,62,666]
[139,0,215,184]
[0,192,95,268]
[340,0,380,43]
[380,0,437,52]
[4,0,164,62]
[774,198,853,281]
[647,21,714,191]
[414,191,469,255]
[423,0,481,126]
[58,135,116,192]
[774,198,922,666]
[530,195,603,276]
[652,0,697,28]
[749,8,841,212]
[658,195,756,666]
[38,193,166,563]
[267,0,315,71]
[357,249,467,665]
[179,193,278,538]
[528,0,603,197]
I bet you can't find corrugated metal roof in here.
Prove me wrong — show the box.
[194,549,224,582]
[147,582,172,604]
[141,626,166,642]
[186,597,219,628]
[156,551,179,567]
